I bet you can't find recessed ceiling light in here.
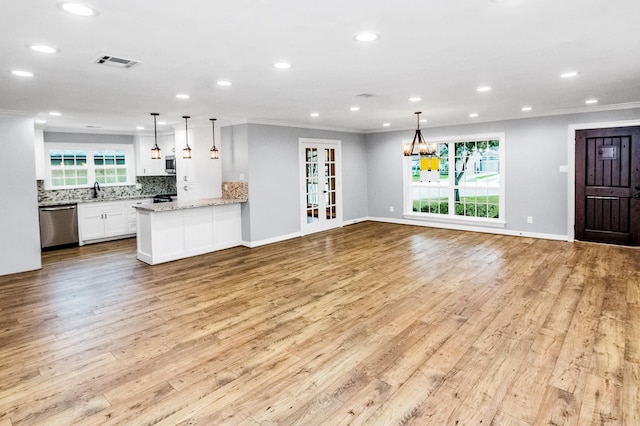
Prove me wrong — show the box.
[30,45,58,54]
[354,32,379,42]
[521,106,532,112]
[136,126,144,130]
[477,86,492,92]
[585,99,598,104]
[469,113,479,118]
[561,71,580,78]
[408,97,422,102]
[420,119,427,123]
[176,94,190,99]
[273,62,292,69]
[217,80,232,86]
[158,121,167,125]
[382,123,391,127]
[350,106,360,111]
[12,70,34,77]
[35,119,47,124]
[310,112,319,118]
[57,1,98,16]
[49,111,62,116]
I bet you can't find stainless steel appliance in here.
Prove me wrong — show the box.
[39,204,79,249]
[165,155,176,174]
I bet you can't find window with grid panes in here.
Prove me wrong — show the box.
[94,150,127,184]
[44,143,134,189]
[405,133,504,223]
[49,150,88,188]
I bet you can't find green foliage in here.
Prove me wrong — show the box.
[413,197,498,219]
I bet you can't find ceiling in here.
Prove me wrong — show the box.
[2,0,640,134]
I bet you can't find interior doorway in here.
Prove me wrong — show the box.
[574,126,640,246]
[299,138,342,236]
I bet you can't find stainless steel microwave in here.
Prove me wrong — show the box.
[165,155,176,174]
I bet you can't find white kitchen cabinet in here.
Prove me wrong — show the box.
[135,133,175,176]
[78,201,128,245]
[136,201,242,265]
[124,198,152,234]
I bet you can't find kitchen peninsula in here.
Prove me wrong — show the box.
[134,183,248,265]
[135,197,246,265]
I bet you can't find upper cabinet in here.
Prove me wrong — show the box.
[135,133,175,176]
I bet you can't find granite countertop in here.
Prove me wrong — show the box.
[38,195,156,207]
[134,197,247,212]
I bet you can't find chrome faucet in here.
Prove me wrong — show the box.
[92,181,101,198]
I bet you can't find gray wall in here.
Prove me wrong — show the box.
[1,116,41,275]
[222,123,368,243]
[365,108,640,237]
[44,132,134,144]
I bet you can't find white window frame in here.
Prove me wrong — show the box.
[403,132,506,227]
[44,142,135,190]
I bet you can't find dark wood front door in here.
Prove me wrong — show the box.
[575,126,640,246]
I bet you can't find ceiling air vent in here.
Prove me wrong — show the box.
[356,93,376,98]
[95,55,141,69]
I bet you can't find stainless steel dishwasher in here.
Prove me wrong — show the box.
[39,204,79,249]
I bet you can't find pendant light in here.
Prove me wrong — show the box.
[209,118,219,159]
[402,112,436,156]
[150,113,161,159]
[182,115,192,159]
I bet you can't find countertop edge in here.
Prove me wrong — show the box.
[134,197,247,212]
[39,195,156,207]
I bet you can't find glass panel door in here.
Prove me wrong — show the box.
[300,139,342,235]
[305,147,319,224]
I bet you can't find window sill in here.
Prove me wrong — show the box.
[403,212,506,228]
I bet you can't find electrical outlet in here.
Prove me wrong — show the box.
[389,206,394,212]
[527,216,533,224]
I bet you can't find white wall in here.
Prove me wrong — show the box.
[365,107,640,239]
[0,116,41,275]
[174,122,222,203]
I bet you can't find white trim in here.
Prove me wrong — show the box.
[367,216,569,241]
[221,118,362,134]
[43,141,136,190]
[242,232,301,248]
[403,132,505,224]
[240,216,567,249]
[566,119,640,242]
[299,138,343,236]
[403,213,506,228]
[0,109,33,118]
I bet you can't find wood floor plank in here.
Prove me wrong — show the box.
[623,361,640,426]
[497,328,566,424]
[577,373,623,424]
[0,222,637,425]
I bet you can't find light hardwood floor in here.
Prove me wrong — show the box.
[1,222,639,425]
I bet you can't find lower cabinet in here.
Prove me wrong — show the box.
[125,198,152,234]
[78,199,151,245]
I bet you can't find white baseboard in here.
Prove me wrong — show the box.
[242,231,301,248]
[240,215,568,249]
[365,216,569,242]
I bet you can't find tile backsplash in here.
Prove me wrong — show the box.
[37,176,177,204]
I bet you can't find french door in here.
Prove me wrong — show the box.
[299,139,342,235]
[575,126,640,246]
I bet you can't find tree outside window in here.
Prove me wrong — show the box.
[407,135,503,221]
